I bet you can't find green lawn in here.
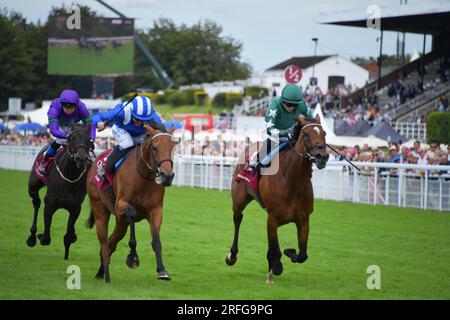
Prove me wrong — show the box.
[0,169,449,299]
[155,104,232,119]
[48,43,134,76]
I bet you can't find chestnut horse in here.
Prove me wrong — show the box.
[86,125,179,283]
[225,115,329,283]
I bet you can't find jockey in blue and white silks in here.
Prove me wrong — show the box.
[92,95,166,176]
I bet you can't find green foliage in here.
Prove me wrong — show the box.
[212,92,243,108]
[245,86,269,99]
[181,88,198,105]
[427,112,450,144]
[0,5,251,107]
[212,92,227,107]
[225,92,243,107]
[169,91,188,106]
[194,90,209,106]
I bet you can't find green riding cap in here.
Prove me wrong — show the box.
[281,84,303,104]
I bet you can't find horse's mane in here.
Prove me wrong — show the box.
[291,117,317,142]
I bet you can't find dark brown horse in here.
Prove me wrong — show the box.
[225,115,329,283]
[26,123,93,259]
[86,125,179,283]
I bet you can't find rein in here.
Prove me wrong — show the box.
[137,133,174,179]
[54,149,88,184]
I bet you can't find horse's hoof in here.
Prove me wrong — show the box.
[95,273,104,280]
[225,253,237,266]
[37,234,51,246]
[272,261,283,276]
[266,270,274,284]
[157,271,171,281]
[125,254,140,269]
[283,248,298,262]
[297,254,308,264]
[26,235,36,247]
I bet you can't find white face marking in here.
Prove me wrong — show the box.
[314,127,320,135]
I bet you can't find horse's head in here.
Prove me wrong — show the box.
[142,125,180,186]
[67,123,93,169]
[294,115,329,169]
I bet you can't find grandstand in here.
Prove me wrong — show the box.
[318,0,450,121]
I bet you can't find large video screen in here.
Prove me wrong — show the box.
[47,16,134,76]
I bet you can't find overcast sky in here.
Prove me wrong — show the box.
[1,0,434,73]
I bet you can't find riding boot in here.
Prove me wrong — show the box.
[106,146,133,176]
[38,143,60,175]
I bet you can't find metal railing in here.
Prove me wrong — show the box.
[392,122,427,141]
[1,147,449,212]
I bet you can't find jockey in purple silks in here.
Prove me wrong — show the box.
[37,89,96,174]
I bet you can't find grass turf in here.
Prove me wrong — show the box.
[48,43,133,76]
[0,168,449,300]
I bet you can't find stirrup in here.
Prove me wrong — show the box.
[37,161,47,174]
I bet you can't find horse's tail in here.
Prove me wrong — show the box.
[86,209,95,229]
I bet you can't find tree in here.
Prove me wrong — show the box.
[135,18,252,90]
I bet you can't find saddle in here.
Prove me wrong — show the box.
[34,147,66,184]
[92,148,131,191]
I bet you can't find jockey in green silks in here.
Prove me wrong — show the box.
[248,84,314,171]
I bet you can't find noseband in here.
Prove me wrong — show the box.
[139,133,174,177]
[289,123,324,162]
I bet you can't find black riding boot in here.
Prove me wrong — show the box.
[106,146,134,175]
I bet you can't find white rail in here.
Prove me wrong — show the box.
[1,146,449,212]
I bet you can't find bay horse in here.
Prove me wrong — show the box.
[26,123,94,260]
[225,115,329,283]
[86,125,179,283]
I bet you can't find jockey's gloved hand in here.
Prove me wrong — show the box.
[280,136,290,143]
[89,140,95,150]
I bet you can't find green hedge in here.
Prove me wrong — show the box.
[245,86,269,99]
[427,112,450,144]
[213,92,243,107]
[194,90,209,106]
[168,92,188,106]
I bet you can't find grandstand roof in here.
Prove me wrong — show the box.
[317,0,450,34]
[266,55,333,71]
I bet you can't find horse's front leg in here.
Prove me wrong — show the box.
[284,216,309,264]
[37,199,57,246]
[148,207,170,280]
[63,204,81,260]
[266,214,283,284]
[27,182,43,247]
[125,206,140,269]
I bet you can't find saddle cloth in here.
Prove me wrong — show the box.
[92,149,131,191]
[34,147,66,184]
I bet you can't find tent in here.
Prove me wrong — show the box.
[12,122,47,133]
[364,122,405,144]
[326,134,389,148]
[312,103,336,138]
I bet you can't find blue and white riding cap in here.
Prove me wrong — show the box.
[129,96,153,122]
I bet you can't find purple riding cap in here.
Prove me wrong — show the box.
[47,89,96,140]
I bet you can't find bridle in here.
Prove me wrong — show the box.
[289,123,325,163]
[66,130,94,163]
[54,129,93,183]
[137,132,174,178]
